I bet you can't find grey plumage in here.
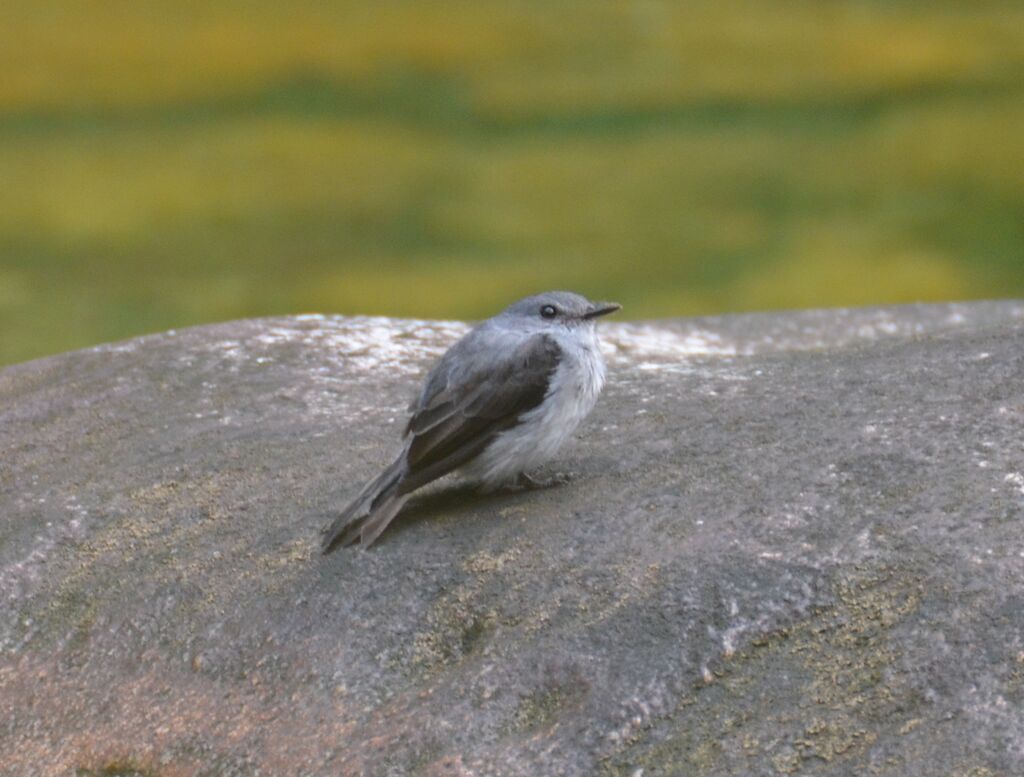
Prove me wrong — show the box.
[321,291,619,552]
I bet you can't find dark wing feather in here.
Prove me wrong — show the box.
[398,334,561,493]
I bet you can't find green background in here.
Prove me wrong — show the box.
[2,1,1022,366]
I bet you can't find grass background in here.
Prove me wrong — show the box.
[1,0,1023,365]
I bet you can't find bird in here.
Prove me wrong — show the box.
[320,290,621,551]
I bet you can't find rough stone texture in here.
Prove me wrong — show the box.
[2,301,1024,777]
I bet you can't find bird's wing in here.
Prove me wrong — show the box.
[397,333,561,493]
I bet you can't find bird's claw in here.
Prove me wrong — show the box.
[516,470,574,489]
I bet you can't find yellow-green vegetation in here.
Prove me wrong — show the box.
[2,1,1023,364]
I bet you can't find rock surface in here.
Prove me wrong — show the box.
[2,301,1024,777]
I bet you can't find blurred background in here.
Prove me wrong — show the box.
[1,1,1022,366]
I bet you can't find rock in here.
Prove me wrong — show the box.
[1,301,1023,777]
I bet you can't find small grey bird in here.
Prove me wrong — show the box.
[321,291,621,551]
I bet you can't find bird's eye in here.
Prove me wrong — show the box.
[540,304,558,319]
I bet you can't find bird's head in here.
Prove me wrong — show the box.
[501,291,621,332]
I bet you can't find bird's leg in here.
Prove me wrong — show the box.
[515,470,574,489]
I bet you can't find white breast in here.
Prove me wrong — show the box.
[469,327,607,489]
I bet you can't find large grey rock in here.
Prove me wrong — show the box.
[2,301,1023,777]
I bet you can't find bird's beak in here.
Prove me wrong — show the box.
[582,301,622,320]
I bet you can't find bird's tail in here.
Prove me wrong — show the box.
[320,457,409,552]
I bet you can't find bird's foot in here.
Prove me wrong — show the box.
[515,470,573,489]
